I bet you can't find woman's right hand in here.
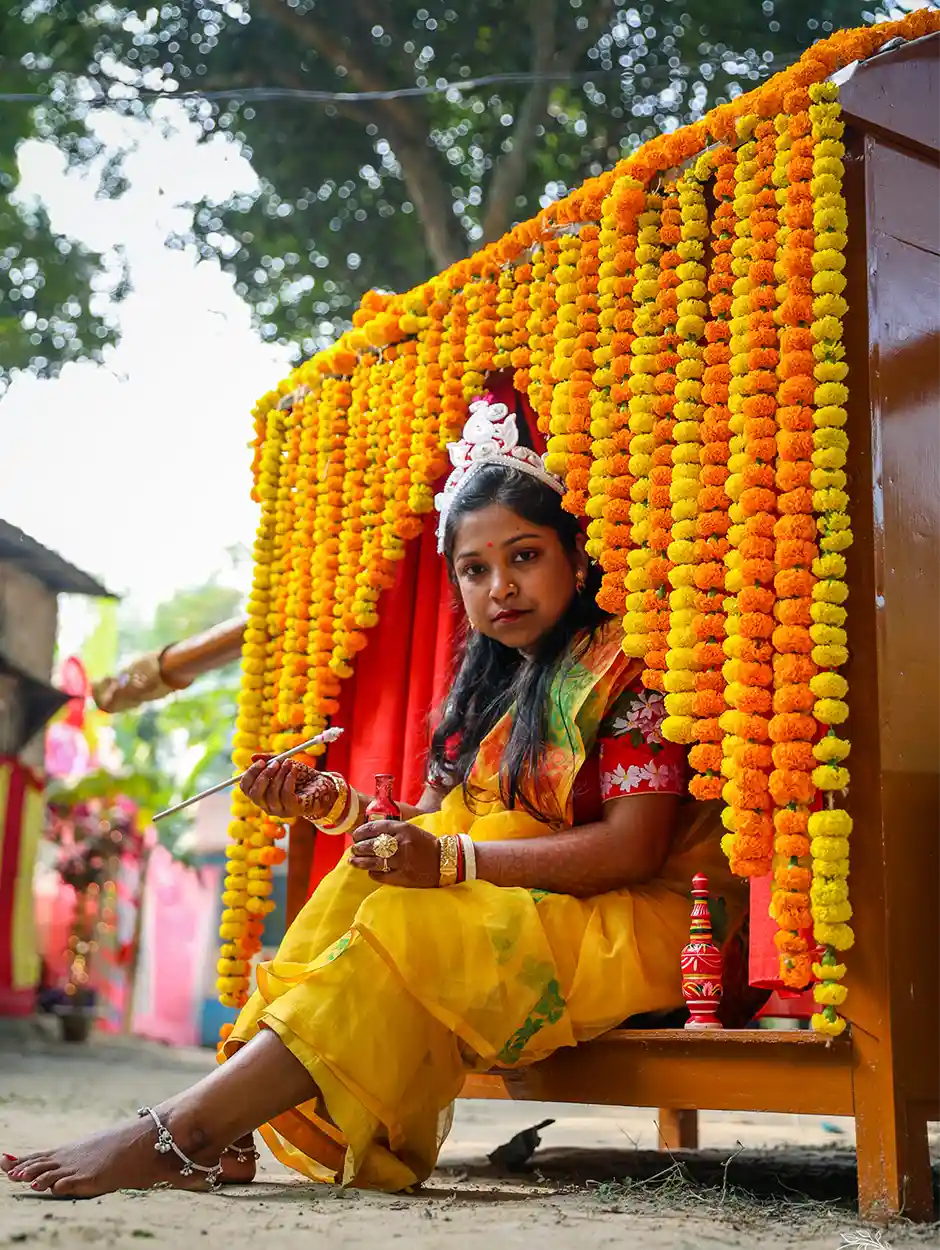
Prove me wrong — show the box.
[238,756,342,822]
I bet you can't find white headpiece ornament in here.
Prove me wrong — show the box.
[434,394,564,552]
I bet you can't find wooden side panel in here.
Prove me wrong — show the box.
[844,131,940,1222]
[869,141,940,1085]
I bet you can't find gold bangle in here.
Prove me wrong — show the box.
[309,772,348,826]
[439,835,459,888]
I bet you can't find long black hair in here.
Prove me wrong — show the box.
[427,464,612,823]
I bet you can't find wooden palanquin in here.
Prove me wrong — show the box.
[302,36,940,1221]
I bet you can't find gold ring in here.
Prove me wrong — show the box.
[372,832,399,871]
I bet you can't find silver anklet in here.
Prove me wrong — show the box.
[224,1144,260,1163]
[137,1107,223,1191]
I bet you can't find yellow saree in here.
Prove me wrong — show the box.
[222,621,744,1191]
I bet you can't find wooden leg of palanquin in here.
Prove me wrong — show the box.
[854,1054,935,1224]
[657,1108,698,1150]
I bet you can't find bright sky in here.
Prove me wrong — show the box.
[1,105,294,653]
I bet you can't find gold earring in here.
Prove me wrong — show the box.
[576,569,587,592]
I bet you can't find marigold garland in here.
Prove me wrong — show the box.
[407,290,446,516]
[220,402,287,1009]
[547,231,583,485]
[662,164,710,743]
[274,389,314,748]
[768,88,819,992]
[386,337,424,549]
[494,267,518,372]
[587,176,643,593]
[509,260,534,395]
[558,225,601,516]
[439,289,470,449]
[807,80,854,1038]
[720,116,778,879]
[640,184,683,693]
[528,235,562,434]
[332,357,374,672]
[622,191,664,662]
[687,145,735,799]
[351,355,394,639]
[464,273,499,399]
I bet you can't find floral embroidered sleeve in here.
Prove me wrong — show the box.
[597,680,687,802]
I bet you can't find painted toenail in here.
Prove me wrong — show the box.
[3,1154,16,1161]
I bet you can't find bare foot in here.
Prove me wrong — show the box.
[219,1134,258,1186]
[1,1106,235,1198]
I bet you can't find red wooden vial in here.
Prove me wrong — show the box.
[681,872,724,1030]
[365,773,400,822]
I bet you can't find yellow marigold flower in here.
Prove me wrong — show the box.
[814,697,849,725]
[813,982,848,1007]
[809,672,848,699]
[808,808,853,839]
[812,764,850,790]
[813,735,850,763]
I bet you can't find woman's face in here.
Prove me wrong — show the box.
[450,503,586,650]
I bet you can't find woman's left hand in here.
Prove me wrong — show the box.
[349,820,442,888]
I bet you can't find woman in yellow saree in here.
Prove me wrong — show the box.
[3,394,743,1199]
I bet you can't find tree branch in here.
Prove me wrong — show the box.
[258,0,466,271]
[480,0,617,243]
[481,0,557,243]
[556,0,617,74]
[257,0,420,137]
[348,0,410,54]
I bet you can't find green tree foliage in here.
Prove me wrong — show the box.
[2,1,913,375]
[51,573,246,854]
[0,5,128,388]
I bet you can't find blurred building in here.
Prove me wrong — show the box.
[0,519,113,1015]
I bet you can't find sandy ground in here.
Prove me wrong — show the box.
[0,1018,937,1249]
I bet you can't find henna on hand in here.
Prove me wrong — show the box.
[239,758,342,822]
[292,765,342,822]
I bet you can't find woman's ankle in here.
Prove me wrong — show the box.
[149,1100,233,1167]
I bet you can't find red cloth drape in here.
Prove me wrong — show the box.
[307,517,462,891]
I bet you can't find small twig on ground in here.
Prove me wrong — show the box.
[719,1142,745,1207]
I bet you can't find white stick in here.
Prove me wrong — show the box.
[152,726,344,823]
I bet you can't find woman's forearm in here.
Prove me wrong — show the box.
[473,813,673,898]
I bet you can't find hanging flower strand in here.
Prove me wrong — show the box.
[807,80,854,1038]
[622,191,664,663]
[546,230,583,487]
[721,115,777,879]
[563,223,601,517]
[275,386,318,750]
[588,176,643,606]
[688,146,735,800]
[643,184,682,693]
[219,403,287,1011]
[769,88,819,991]
[662,163,710,744]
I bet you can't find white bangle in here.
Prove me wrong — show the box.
[316,789,361,836]
[458,834,477,882]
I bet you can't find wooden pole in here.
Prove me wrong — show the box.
[92,617,246,713]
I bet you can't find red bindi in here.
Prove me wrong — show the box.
[487,542,494,548]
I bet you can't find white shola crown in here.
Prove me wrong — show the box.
[434,394,565,552]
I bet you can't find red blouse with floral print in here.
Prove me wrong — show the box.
[572,679,687,826]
